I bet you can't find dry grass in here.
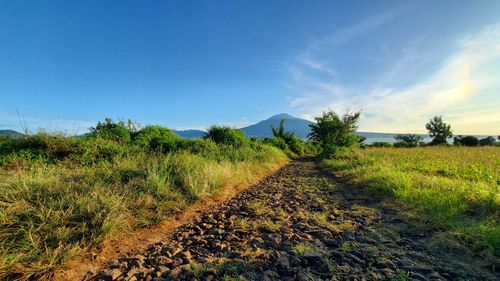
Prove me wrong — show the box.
[0,148,288,280]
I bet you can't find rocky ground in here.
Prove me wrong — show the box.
[89,158,499,281]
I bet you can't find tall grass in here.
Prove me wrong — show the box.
[0,134,288,280]
[323,146,499,260]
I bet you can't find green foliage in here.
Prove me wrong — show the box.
[454,135,479,146]
[270,119,304,155]
[322,146,499,260]
[89,118,133,143]
[426,116,452,145]
[393,141,418,148]
[479,136,496,146]
[0,121,288,279]
[394,134,423,147]
[319,143,354,159]
[133,125,179,152]
[370,142,393,147]
[205,126,248,147]
[176,138,219,155]
[308,110,361,148]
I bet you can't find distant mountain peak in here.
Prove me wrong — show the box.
[267,113,297,120]
[241,113,313,139]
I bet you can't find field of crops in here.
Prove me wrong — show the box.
[323,146,499,260]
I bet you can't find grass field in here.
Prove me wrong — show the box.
[323,146,499,261]
[0,130,289,280]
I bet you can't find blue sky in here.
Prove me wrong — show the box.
[1,0,499,134]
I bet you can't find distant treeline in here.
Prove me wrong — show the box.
[366,116,498,148]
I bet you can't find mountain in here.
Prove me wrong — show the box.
[241,113,313,139]
[0,130,24,137]
[174,129,207,138]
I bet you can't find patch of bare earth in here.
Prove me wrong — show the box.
[87,158,498,281]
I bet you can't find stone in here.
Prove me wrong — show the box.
[289,255,302,267]
[276,256,290,269]
[100,268,122,281]
[398,257,414,267]
[296,272,316,281]
[178,250,192,264]
[409,271,428,281]
[302,252,323,263]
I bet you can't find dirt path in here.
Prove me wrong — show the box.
[88,158,498,281]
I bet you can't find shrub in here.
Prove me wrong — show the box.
[175,139,219,156]
[133,125,179,152]
[479,136,496,146]
[371,142,392,147]
[394,134,423,147]
[319,143,353,159]
[454,135,479,146]
[89,118,132,143]
[205,126,248,147]
[271,119,305,155]
[308,110,361,148]
[393,141,417,148]
[263,137,293,156]
[0,133,84,162]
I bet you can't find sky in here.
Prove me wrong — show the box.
[1,0,499,135]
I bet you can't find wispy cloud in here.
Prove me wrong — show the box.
[303,6,408,56]
[287,21,500,135]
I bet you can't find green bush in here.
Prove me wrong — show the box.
[175,138,219,156]
[308,110,361,148]
[205,126,248,147]
[89,118,132,143]
[393,141,418,148]
[0,133,84,162]
[371,142,392,147]
[454,135,479,146]
[394,134,423,147]
[319,143,353,159]
[479,136,496,146]
[133,125,179,152]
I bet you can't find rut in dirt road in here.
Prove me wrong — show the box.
[90,158,498,281]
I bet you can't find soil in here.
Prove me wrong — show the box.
[84,158,498,281]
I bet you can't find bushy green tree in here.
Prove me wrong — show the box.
[371,142,392,147]
[453,135,479,146]
[479,136,496,146]
[394,134,423,147]
[205,126,248,147]
[308,110,361,147]
[271,119,304,154]
[425,116,452,145]
[89,118,132,143]
[132,125,179,152]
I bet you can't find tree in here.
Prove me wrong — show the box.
[205,126,248,147]
[453,135,479,146]
[308,110,361,147]
[89,118,132,143]
[394,134,423,147]
[271,119,287,139]
[425,116,452,145]
[479,136,496,146]
[271,119,304,154]
[132,125,179,152]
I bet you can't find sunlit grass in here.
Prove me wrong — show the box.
[0,147,288,279]
[323,146,499,259]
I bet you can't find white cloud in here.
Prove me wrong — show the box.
[288,23,500,135]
